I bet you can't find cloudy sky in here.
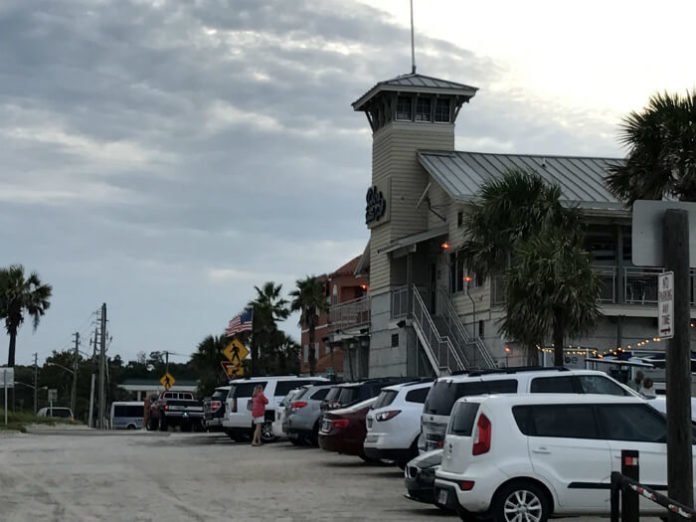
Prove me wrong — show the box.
[2,0,694,366]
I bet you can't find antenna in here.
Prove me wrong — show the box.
[410,0,416,74]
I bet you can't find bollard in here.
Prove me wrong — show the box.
[611,472,621,522]
[622,449,640,521]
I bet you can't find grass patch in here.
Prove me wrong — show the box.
[0,409,82,432]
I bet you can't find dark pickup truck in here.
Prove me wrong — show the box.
[147,391,204,432]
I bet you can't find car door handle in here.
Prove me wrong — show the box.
[532,447,551,454]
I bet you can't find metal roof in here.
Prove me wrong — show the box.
[352,72,478,111]
[418,151,626,209]
[377,225,448,254]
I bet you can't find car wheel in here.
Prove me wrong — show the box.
[261,423,276,443]
[492,481,549,522]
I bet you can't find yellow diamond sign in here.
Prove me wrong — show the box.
[223,338,249,365]
[160,372,175,390]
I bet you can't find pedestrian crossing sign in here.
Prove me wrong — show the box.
[160,372,175,390]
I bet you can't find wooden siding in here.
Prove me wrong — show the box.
[369,225,391,291]
[426,180,451,230]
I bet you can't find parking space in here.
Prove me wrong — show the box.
[0,431,660,521]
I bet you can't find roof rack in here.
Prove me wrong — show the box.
[450,366,569,377]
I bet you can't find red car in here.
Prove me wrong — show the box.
[318,397,377,461]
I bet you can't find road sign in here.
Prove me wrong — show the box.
[160,372,175,390]
[48,389,58,401]
[632,200,696,267]
[223,338,249,365]
[0,367,14,388]
[229,365,244,378]
[658,271,674,339]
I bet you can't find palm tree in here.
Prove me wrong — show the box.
[0,265,52,367]
[459,169,599,365]
[606,90,696,203]
[248,282,289,376]
[289,276,328,376]
[190,335,228,397]
[502,230,601,366]
[459,168,580,278]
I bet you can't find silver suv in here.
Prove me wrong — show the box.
[285,384,333,446]
[421,367,636,452]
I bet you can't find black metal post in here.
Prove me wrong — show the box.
[611,472,621,522]
[621,449,640,521]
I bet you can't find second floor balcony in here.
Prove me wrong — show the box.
[328,296,370,334]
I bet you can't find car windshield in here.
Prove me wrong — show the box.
[337,387,359,406]
[423,379,517,415]
[231,382,265,398]
[373,390,398,409]
[324,387,341,403]
[212,389,229,400]
[49,409,72,418]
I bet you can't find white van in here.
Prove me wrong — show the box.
[110,401,145,430]
[222,375,328,441]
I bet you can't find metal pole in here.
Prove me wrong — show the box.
[98,303,107,429]
[663,209,694,517]
[71,332,79,416]
[409,0,416,74]
[4,369,7,427]
[33,353,38,414]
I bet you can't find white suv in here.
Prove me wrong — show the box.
[364,380,433,467]
[222,376,327,441]
[421,368,636,452]
[434,394,693,521]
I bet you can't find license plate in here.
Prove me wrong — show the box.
[437,489,448,505]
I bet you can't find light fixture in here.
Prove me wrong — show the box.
[441,242,450,250]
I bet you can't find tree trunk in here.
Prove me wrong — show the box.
[552,311,565,367]
[308,321,316,377]
[7,327,17,367]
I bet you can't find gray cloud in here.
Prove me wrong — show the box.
[0,0,623,363]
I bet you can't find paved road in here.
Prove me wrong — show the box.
[0,430,662,521]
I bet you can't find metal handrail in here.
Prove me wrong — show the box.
[412,286,465,374]
[329,295,370,332]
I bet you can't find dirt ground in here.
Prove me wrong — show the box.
[0,430,662,521]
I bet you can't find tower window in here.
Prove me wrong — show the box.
[396,96,413,120]
[416,97,432,121]
[435,98,450,122]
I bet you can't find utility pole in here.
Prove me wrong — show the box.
[71,332,79,416]
[88,327,97,428]
[98,303,107,429]
[664,209,693,518]
[33,353,38,413]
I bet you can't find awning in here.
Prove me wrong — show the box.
[378,225,448,255]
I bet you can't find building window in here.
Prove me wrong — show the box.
[415,97,431,121]
[435,98,450,122]
[303,345,309,363]
[391,333,399,347]
[450,250,482,293]
[332,284,338,305]
[457,210,463,227]
[478,320,485,337]
[396,96,413,120]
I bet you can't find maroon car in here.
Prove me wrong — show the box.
[318,397,377,461]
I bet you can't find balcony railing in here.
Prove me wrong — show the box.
[490,266,696,307]
[328,296,370,333]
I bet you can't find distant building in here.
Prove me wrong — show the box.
[299,256,368,377]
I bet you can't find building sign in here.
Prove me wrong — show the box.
[658,271,674,339]
[365,185,386,226]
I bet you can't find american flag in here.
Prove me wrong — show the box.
[225,308,253,337]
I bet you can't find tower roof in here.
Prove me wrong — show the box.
[352,72,478,111]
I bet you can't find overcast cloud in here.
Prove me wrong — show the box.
[0,0,623,365]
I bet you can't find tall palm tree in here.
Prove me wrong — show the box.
[248,282,289,376]
[502,230,601,366]
[190,334,228,397]
[606,89,696,203]
[290,276,328,376]
[459,169,598,365]
[0,265,52,367]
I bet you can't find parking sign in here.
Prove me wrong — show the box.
[658,272,674,339]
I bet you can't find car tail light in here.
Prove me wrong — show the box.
[211,400,222,412]
[291,401,308,411]
[375,410,401,422]
[164,404,169,411]
[459,480,475,491]
[472,414,491,456]
[332,418,350,429]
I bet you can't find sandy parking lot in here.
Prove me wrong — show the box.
[0,431,661,522]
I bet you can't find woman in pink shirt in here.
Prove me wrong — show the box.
[251,384,269,446]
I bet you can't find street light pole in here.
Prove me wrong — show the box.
[33,352,38,414]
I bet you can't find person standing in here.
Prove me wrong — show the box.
[251,384,268,446]
[640,377,657,399]
[631,370,645,393]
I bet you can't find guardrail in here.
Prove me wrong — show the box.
[610,449,696,521]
